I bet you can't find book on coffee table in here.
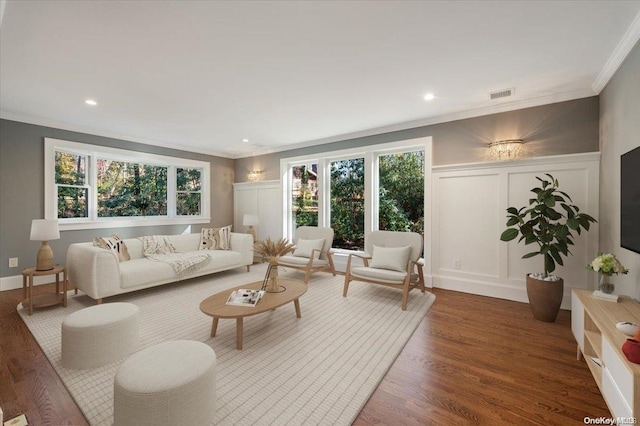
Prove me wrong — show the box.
[226,289,265,307]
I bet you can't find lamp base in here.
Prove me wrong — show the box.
[247,226,256,242]
[36,241,55,271]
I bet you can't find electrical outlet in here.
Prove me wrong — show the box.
[454,258,461,270]
[8,257,18,268]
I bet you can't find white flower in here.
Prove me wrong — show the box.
[587,253,629,275]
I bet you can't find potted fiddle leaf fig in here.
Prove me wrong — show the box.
[500,174,597,322]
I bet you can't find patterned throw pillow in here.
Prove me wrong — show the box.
[199,225,232,250]
[92,234,131,262]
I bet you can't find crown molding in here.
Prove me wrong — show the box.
[0,111,233,159]
[236,88,596,159]
[2,87,596,161]
[592,11,640,93]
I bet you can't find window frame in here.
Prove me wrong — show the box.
[45,138,211,231]
[280,137,432,253]
[176,167,204,216]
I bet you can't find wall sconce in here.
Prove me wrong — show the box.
[488,139,525,160]
[248,170,263,182]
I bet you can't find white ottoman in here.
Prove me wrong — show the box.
[61,302,140,369]
[113,340,216,426]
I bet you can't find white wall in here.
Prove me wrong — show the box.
[432,153,600,309]
[233,181,282,241]
[599,40,640,300]
[234,153,601,309]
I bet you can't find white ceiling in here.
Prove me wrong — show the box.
[1,1,640,159]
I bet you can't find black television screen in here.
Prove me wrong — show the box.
[621,146,640,254]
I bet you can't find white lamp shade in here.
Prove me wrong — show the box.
[243,214,259,227]
[30,219,60,241]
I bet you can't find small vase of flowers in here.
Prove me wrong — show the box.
[253,237,296,292]
[587,253,629,294]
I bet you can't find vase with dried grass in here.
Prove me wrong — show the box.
[253,237,295,292]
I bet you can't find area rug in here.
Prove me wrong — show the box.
[18,263,435,425]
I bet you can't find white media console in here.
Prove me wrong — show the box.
[571,288,640,418]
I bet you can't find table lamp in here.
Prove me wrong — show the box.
[30,219,60,271]
[243,214,259,241]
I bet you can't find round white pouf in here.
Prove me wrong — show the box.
[61,302,140,369]
[113,340,217,426]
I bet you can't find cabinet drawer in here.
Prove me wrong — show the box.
[603,338,634,412]
[603,366,632,418]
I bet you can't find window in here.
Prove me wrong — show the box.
[96,159,168,217]
[45,138,210,230]
[378,151,424,235]
[281,138,432,253]
[330,158,365,250]
[176,168,202,216]
[55,151,89,218]
[291,163,318,228]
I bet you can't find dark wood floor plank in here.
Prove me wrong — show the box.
[1,283,608,425]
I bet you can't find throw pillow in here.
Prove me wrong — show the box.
[369,245,411,272]
[92,234,131,262]
[293,238,325,259]
[199,225,232,250]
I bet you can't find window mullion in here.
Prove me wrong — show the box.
[364,152,375,234]
[318,158,329,229]
[167,166,176,218]
[89,154,97,220]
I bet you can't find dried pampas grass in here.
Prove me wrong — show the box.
[253,237,295,262]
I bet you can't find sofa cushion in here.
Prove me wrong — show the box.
[119,258,176,289]
[93,234,130,262]
[139,235,176,256]
[199,226,232,250]
[119,249,243,289]
[168,234,202,253]
[350,266,407,283]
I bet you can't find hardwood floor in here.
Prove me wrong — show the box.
[1,284,609,425]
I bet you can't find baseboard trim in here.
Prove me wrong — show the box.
[0,274,54,291]
[433,275,572,310]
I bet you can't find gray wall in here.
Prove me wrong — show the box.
[235,96,599,181]
[0,119,235,278]
[0,96,601,279]
[599,40,640,298]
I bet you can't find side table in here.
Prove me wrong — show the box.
[22,265,68,315]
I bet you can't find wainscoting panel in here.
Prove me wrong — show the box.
[233,181,282,241]
[435,172,500,278]
[432,153,600,308]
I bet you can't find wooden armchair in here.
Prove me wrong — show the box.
[277,226,336,284]
[343,230,425,310]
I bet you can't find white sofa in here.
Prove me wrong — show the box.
[67,232,253,303]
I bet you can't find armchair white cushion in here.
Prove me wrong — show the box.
[278,226,336,283]
[343,230,426,310]
[293,238,325,259]
[369,245,411,272]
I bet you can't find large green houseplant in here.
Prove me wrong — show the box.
[500,174,597,322]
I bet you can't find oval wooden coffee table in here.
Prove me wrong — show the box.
[199,279,307,350]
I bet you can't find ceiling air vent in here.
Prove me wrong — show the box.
[489,88,515,100]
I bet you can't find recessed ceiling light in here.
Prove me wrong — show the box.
[242,138,249,143]
[85,99,97,106]
[423,93,435,101]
